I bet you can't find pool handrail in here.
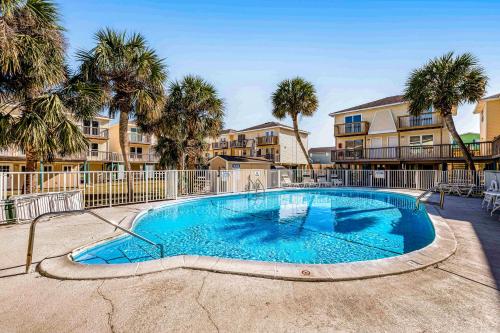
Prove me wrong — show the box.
[25,209,164,273]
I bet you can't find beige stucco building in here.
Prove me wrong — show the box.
[330,95,496,170]
[474,93,500,142]
[205,122,309,168]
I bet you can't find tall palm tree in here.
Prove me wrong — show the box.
[155,75,224,170]
[272,77,318,169]
[0,0,101,192]
[404,52,488,171]
[76,28,167,172]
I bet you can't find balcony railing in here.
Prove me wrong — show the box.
[334,121,369,137]
[212,141,229,149]
[0,149,86,161]
[331,142,494,162]
[256,153,277,162]
[129,133,152,144]
[81,126,109,139]
[397,113,443,130]
[257,136,279,146]
[230,140,248,148]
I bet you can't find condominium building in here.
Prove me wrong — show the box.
[329,95,497,170]
[108,122,159,172]
[0,114,160,174]
[0,114,112,173]
[205,121,309,168]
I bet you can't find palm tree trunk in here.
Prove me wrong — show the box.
[443,113,476,171]
[186,146,197,170]
[119,111,134,200]
[24,148,37,194]
[292,115,312,169]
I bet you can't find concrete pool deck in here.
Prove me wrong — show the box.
[0,190,498,332]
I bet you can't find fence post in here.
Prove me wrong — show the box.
[145,169,149,203]
[278,170,281,188]
[216,173,220,194]
[109,171,113,207]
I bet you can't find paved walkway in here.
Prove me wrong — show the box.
[0,193,498,332]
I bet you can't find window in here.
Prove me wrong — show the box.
[265,131,274,137]
[130,147,143,156]
[345,139,363,158]
[344,115,362,133]
[0,165,10,173]
[43,166,53,172]
[409,135,433,146]
[238,134,245,141]
[63,165,72,172]
[83,120,100,135]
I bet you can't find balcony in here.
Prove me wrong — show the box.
[331,142,494,162]
[257,136,279,146]
[397,113,443,131]
[256,152,278,162]
[212,141,229,149]
[128,153,159,163]
[0,149,86,162]
[81,126,109,139]
[334,122,369,137]
[230,140,248,148]
[129,133,152,144]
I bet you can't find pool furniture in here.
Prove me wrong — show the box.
[301,175,319,187]
[439,182,476,197]
[280,174,301,187]
[331,176,343,187]
[317,175,332,187]
[482,180,498,209]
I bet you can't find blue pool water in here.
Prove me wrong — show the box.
[74,189,435,265]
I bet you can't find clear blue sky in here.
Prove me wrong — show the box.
[59,0,500,147]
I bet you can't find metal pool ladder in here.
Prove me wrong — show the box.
[415,185,445,209]
[246,176,266,195]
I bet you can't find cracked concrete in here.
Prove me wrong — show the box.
[97,281,116,333]
[0,194,498,332]
[195,272,220,333]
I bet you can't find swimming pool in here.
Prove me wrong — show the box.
[73,189,435,265]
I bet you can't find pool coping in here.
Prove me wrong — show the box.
[38,188,457,281]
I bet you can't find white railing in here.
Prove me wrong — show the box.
[0,169,485,223]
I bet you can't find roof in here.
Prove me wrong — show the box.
[238,121,308,134]
[220,129,236,134]
[483,93,500,100]
[473,93,500,113]
[309,146,335,153]
[329,95,405,116]
[209,155,273,163]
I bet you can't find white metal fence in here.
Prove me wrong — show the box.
[0,169,485,223]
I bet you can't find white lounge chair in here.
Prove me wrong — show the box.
[317,175,332,187]
[482,180,498,210]
[331,175,343,187]
[301,175,319,188]
[280,174,301,187]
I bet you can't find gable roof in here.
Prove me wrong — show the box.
[238,121,309,134]
[329,95,405,116]
[209,155,273,163]
[220,129,236,134]
[473,92,500,114]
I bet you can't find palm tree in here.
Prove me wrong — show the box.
[404,52,488,171]
[76,28,167,172]
[272,77,318,169]
[156,75,224,170]
[0,0,101,192]
[76,28,166,198]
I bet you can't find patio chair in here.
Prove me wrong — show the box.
[280,173,301,187]
[482,180,499,210]
[331,175,344,187]
[301,175,319,188]
[317,175,332,187]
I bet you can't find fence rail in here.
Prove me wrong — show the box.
[0,169,485,223]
